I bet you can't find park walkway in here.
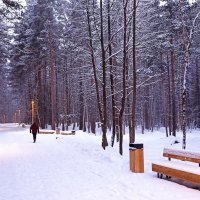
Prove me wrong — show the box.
[0,123,199,200]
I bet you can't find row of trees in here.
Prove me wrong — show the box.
[0,0,200,153]
[0,0,21,123]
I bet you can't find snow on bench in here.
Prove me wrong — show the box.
[38,130,55,134]
[163,148,200,164]
[152,148,200,185]
[38,130,76,135]
[61,131,76,135]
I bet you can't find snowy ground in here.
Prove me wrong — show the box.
[0,123,200,200]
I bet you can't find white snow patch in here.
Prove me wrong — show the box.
[0,123,200,200]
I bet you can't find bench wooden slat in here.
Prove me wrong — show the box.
[163,148,200,164]
[38,131,55,134]
[152,163,200,185]
[61,132,75,135]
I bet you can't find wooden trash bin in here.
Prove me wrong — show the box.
[129,143,144,173]
[56,128,61,134]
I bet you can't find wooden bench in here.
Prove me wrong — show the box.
[152,148,200,185]
[61,131,76,135]
[38,131,55,134]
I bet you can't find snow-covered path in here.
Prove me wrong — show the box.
[0,124,200,200]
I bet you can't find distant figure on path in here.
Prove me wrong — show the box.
[30,122,39,143]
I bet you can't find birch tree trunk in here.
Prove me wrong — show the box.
[178,2,200,149]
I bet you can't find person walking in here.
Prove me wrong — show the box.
[30,122,39,143]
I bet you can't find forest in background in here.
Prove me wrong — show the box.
[0,0,200,154]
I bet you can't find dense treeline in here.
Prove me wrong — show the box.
[0,0,200,153]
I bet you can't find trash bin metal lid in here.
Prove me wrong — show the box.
[129,143,143,149]
[129,147,137,151]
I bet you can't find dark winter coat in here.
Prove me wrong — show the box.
[30,123,39,134]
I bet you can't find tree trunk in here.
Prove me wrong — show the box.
[170,35,176,136]
[100,0,108,149]
[160,52,168,137]
[195,58,200,128]
[131,0,137,143]
[139,86,144,134]
[119,0,128,155]
[48,30,56,130]
[167,55,172,136]
[107,0,116,148]
[86,1,107,148]
[79,79,84,130]
[37,66,45,128]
